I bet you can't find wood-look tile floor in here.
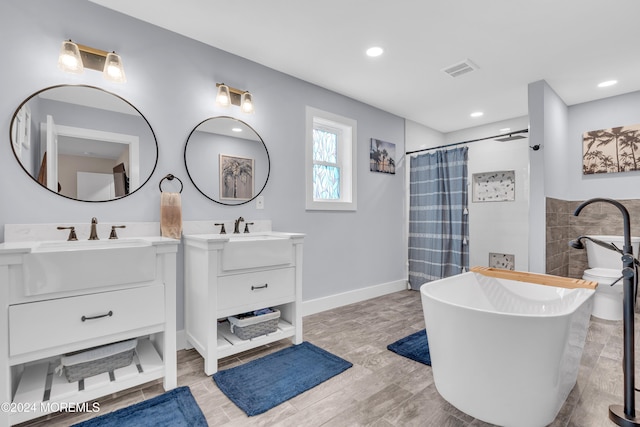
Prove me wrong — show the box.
[16,290,630,426]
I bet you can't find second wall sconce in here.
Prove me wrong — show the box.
[58,40,127,83]
[216,83,254,114]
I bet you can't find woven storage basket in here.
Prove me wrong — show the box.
[228,309,280,340]
[59,338,137,383]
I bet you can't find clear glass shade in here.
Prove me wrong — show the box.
[216,84,231,107]
[240,91,254,114]
[103,52,126,83]
[57,40,84,74]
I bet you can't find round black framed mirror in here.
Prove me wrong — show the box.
[184,116,270,206]
[10,85,158,202]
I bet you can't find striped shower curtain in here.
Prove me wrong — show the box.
[408,147,469,290]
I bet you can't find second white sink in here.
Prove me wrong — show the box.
[222,233,293,271]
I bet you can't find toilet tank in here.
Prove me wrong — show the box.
[585,235,640,269]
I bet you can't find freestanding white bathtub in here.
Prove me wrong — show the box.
[420,268,596,427]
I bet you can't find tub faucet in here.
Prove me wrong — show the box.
[233,216,244,234]
[573,198,637,425]
[89,217,99,240]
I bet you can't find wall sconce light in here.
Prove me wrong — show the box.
[216,83,231,108]
[216,83,254,114]
[240,91,254,114]
[58,40,127,83]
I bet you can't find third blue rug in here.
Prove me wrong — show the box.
[387,329,431,365]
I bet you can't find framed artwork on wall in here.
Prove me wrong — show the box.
[370,138,396,174]
[472,170,515,202]
[582,124,640,174]
[219,154,254,200]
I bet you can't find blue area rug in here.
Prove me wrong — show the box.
[387,329,431,365]
[72,386,207,427]
[213,341,352,416]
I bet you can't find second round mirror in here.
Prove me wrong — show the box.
[184,117,270,205]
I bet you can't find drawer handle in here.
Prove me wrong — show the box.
[251,284,268,290]
[81,310,113,322]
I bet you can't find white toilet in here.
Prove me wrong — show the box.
[582,235,640,321]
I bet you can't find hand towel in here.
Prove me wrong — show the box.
[160,192,182,239]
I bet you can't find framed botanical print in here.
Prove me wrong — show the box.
[219,154,254,200]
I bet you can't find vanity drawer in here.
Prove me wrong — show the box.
[9,285,164,357]
[217,268,295,313]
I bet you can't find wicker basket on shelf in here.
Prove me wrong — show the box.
[57,339,137,383]
[227,309,280,340]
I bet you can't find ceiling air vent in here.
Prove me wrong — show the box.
[442,59,478,78]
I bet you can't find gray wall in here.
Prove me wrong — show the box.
[529,81,640,275]
[0,0,407,328]
[567,91,640,200]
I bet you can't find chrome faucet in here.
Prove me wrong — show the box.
[233,216,244,234]
[89,217,99,240]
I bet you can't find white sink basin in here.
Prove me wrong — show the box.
[23,238,156,296]
[227,234,288,242]
[33,238,152,251]
[222,233,293,270]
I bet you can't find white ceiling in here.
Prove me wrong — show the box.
[89,0,640,133]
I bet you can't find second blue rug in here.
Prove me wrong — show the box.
[387,329,431,365]
[213,341,352,416]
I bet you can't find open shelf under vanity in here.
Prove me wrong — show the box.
[216,318,295,358]
[10,338,163,425]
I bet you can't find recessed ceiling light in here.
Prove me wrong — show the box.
[232,127,242,132]
[366,46,384,57]
[470,111,483,118]
[598,80,618,88]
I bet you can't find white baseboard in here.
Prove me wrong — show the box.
[301,279,408,316]
[175,278,409,350]
[176,329,188,351]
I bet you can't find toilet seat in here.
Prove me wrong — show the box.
[583,268,622,286]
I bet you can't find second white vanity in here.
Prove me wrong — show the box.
[184,230,304,374]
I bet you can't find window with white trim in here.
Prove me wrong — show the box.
[305,107,357,210]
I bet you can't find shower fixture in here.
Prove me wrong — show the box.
[494,134,527,142]
[573,198,639,426]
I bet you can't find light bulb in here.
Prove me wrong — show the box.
[103,52,126,83]
[58,40,84,74]
[241,92,254,114]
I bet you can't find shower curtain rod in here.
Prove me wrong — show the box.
[405,128,529,155]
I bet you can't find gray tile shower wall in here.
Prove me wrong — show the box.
[546,198,640,278]
[546,197,571,277]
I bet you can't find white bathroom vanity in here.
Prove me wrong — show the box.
[0,231,179,426]
[183,231,304,374]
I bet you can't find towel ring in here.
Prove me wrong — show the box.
[159,174,183,193]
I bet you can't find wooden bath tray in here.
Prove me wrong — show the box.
[470,266,598,290]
